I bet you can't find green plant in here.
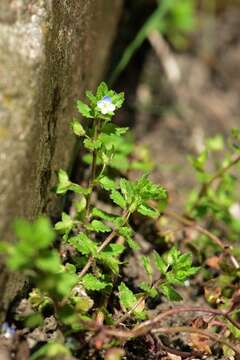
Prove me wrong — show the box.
[1,82,203,359]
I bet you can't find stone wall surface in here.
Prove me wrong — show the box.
[0,0,122,318]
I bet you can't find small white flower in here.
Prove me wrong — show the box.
[97,96,116,115]
[1,322,16,339]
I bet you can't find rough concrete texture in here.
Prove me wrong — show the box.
[0,0,122,318]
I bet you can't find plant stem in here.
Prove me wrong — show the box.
[79,211,130,278]
[79,230,117,278]
[85,118,100,220]
[196,154,240,202]
[151,326,240,355]
[103,306,240,352]
[164,209,239,269]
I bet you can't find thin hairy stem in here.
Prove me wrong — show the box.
[165,209,239,269]
[85,119,100,219]
[79,211,130,278]
[151,326,240,355]
[196,154,240,202]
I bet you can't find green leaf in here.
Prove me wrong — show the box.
[56,272,78,297]
[115,126,128,135]
[24,313,44,329]
[35,251,62,273]
[92,207,117,222]
[118,226,140,250]
[87,220,111,233]
[55,212,74,235]
[141,255,153,277]
[108,243,125,256]
[77,100,93,118]
[111,92,125,109]
[160,283,182,301]
[84,138,102,151]
[120,178,135,204]
[118,282,137,311]
[74,196,87,213]
[110,190,126,209]
[96,81,108,100]
[68,233,97,256]
[82,274,109,291]
[137,203,159,218]
[56,169,89,195]
[29,342,70,360]
[164,246,181,265]
[71,119,86,136]
[139,282,158,298]
[153,250,168,274]
[86,90,97,107]
[98,176,116,191]
[56,169,71,194]
[68,183,90,195]
[97,251,121,274]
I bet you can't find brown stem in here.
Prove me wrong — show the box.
[134,306,240,334]
[165,209,239,269]
[151,326,240,355]
[79,230,117,278]
[102,306,240,354]
[103,305,240,340]
[79,211,130,278]
[115,296,146,326]
[85,119,100,220]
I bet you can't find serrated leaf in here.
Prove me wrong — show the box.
[98,176,116,191]
[110,190,126,209]
[77,100,93,118]
[85,90,97,106]
[84,138,102,151]
[118,226,140,250]
[87,220,111,233]
[55,212,73,235]
[68,233,97,256]
[82,274,109,291]
[153,250,168,274]
[97,252,120,274]
[56,169,89,195]
[120,178,134,204]
[56,169,71,194]
[118,282,137,311]
[160,283,182,301]
[74,196,87,213]
[111,92,125,109]
[68,183,90,195]
[137,203,159,218]
[91,208,117,223]
[115,126,128,135]
[108,243,125,256]
[141,255,153,277]
[96,81,108,99]
[139,282,158,298]
[36,250,61,273]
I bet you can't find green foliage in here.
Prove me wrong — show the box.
[153,247,199,301]
[81,274,109,291]
[0,82,206,358]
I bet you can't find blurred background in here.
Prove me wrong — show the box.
[107,0,240,208]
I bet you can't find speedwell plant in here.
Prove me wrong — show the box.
[1,82,199,359]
